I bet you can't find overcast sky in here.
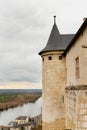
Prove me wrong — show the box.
[0,0,87,89]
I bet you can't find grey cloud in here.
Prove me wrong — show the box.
[0,54,41,83]
[0,0,86,86]
[0,0,51,85]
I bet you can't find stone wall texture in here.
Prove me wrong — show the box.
[43,118,65,130]
[66,27,87,86]
[65,89,87,130]
[40,22,87,130]
[41,51,66,130]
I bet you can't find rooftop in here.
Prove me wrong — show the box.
[63,18,87,56]
[39,16,74,55]
[16,116,29,120]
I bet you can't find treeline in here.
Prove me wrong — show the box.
[0,91,42,111]
[0,92,42,103]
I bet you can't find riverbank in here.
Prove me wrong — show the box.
[0,92,42,111]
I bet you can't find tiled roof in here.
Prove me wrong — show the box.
[63,18,87,56]
[16,116,27,120]
[39,21,74,55]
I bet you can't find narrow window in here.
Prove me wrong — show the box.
[62,96,64,103]
[48,56,52,60]
[58,55,62,60]
[42,57,44,62]
[75,57,79,79]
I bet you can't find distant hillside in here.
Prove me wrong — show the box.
[0,89,42,94]
[0,89,42,111]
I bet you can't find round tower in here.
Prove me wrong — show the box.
[39,16,67,130]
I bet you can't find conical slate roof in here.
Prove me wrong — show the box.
[39,17,74,55]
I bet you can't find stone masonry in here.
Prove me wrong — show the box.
[39,17,87,130]
[41,51,66,130]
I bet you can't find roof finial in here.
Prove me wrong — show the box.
[54,15,56,24]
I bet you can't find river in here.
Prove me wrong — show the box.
[0,97,42,126]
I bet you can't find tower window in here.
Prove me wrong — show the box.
[48,56,52,60]
[58,55,62,60]
[75,57,79,79]
[42,58,44,62]
[62,96,64,103]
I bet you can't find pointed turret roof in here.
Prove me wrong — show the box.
[39,16,74,55]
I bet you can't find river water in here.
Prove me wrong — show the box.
[0,97,42,126]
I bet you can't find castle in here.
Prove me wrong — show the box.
[39,16,87,130]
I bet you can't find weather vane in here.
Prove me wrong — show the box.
[54,15,56,24]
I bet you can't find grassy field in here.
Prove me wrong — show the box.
[0,93,20,102]
[0,92,41,103]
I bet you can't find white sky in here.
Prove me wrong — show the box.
[0,0,87,89]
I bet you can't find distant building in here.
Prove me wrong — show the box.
[8,122,17,127]
[23,124,32,130]
[0,126,9,130]
[15,116,30,124]
[9,124,32,130]
[10,125,22,130]
[39,16,87,130]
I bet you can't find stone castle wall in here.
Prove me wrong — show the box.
[66,27,87,86]
[65,26,87,130]
[65,89,78,130]
[43,118,65,130]
[40,20,87,130]
[65,87,87,130]
[41,51,66,130]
